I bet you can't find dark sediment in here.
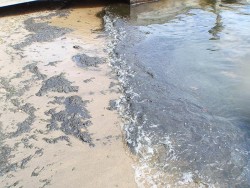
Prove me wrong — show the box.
[83,77,95,83]
[45,96,93,146]
[72,53,103,68]
[107,100,118,111]
[36,74,78,96]
[0,77,28,99]
[20,155,33,169]
[12,116,35,137]
[0,143,11,176]
[13,15,71,50]
[0,143,42,176]
[23,63,47,80]
[45,61,62,67]
[43,136,70,145]
[48,96,65,105]
[10,103,36,137]
[0,77,16,96]
[5,181,20,188]
[31,166,45,177]
[0,74,44,177]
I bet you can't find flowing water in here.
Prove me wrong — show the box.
[105,0,250,187]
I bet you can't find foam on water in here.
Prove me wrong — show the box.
[104,12,200,187]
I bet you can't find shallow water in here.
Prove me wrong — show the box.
[105,0,250,187]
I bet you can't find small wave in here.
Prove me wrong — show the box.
[104,6,250,188]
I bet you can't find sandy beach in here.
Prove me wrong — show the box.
[0,2,136,188]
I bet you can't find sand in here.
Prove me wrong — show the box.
[0,3,136,188]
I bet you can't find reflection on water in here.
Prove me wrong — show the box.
[130,0,249,25]
[107,0,250,187]
[208,0,224,40]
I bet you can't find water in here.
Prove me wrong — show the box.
[105,0,250,187]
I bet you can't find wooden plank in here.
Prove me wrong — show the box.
[0,0,38,7]
[0,0,153,8]
[130,0,156,5]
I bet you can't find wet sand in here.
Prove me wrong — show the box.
[0,3,136,188]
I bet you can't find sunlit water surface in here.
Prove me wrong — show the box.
[106,0,250,187]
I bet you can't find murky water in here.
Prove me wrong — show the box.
[105,0,250,187]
